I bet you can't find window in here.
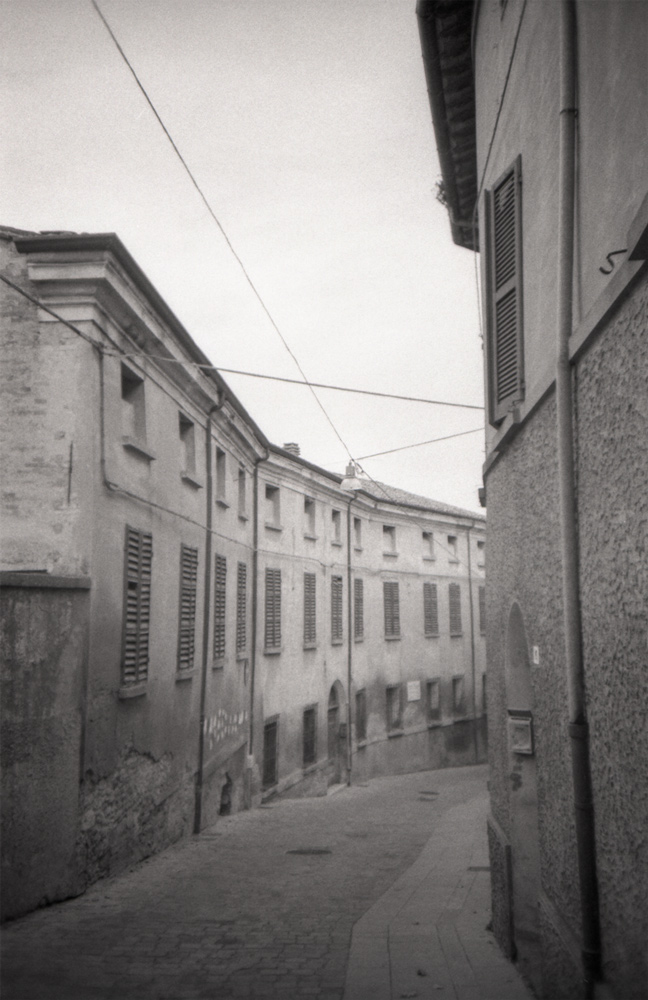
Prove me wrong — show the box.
[213,554,226,661]
[121,526,152,686]
[215,448,226,503]
[383,581,400,638]
[177,544,198,672]
[453,675,466,715]
[477,539,485,567]
[332,509,342,544]
[353,517,362,549]
[236,562,247,653]
[383,525,396,554]
[303,707,317,767]
[263,719,278,788]
[482,673,487,713]
[331,575,343,643]
[449,583,462,636]
[179,413,195,473]
[304,497,316,536]
[447,535,458,562]
[422,531,435,559]
[265,484,280,527]
[304,572,316,647]
[386,685,402,732]
[355,689,367,742]
[238,466,247,515]
[121,364,146,442]
[264,568,281,650]
[354,578,364,640]
[485,157,524,424]
[426,679,440,722]
[423,582,439,636]
[479,585,486,635]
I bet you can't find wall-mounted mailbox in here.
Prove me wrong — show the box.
[508,709,534,755]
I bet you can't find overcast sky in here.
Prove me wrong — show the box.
[2,0,485,512]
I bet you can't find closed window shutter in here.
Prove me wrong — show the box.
[122,526,152,685]
[354,578,364,639]
[384,582,400,637]
[331,576,343,642]
[479,585,486,635]
[449,583,462,636]
[263,720,278,787]
[303,707,316,765]
[423,582,439,635]
[487,157,524,423]
[178,545,198,670]
[213,554,227,659]
[236,562,247,653]
[265,569,281,649]
[304,572,316,645]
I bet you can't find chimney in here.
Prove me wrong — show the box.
[283,442,300,456]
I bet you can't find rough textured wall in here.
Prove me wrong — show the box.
[1,586,88,919]
[485,395,583,946]
[576,271,648,999]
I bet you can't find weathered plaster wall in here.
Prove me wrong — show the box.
[576,273,648,999]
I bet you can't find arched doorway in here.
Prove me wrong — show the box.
[327,682,347,785]
[505,603,542,993]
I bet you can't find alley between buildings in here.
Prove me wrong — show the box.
[2,764,531,1000]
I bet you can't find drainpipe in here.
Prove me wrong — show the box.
[556,2,600,991]
[346,497,354,785]
[248,448,269,766]
[466,523,479,764]
[194,394,225,835]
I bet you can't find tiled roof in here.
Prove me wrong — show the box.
[358,479,484,521]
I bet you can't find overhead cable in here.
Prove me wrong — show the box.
[356,426,483,460]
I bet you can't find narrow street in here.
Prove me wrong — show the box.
[2,765,532,1000]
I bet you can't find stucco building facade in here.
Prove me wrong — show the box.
[418,2,647,998]
[1,227,485,921]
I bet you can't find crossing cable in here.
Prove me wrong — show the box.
[91,0,356,463]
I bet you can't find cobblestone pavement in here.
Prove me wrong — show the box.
[1,765,531,1000]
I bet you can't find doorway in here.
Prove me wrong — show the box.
[327,682,346,785]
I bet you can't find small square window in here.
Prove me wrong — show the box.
[452,675,466,715]
[303,706,317,767]
[426,679,440,722]
[447,535,458,562]
[304,497,316,536]
[355,689,367,742]
[265,484,280,527]
[121,364,146,441]
[383,525,396,554]
[179,413,195,474]
[353,517,362,548]
[215,448,227,503]
[332,509,342,544]
[238,467,247,515]
[422,531,435,559]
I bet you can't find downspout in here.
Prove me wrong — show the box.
[556,2,600,991]
[466,523,479,764]
[345,497,354,785]
[247,448,269,767]
[194,394,225,835]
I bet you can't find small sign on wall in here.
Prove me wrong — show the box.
[407,680,421,702]
[532,645,540,665]
[508,709,534,755]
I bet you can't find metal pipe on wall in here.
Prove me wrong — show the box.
[346,497,354,785]
[556,1,601,990]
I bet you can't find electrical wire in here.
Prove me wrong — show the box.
[356,426,484,460]
[91,0,356,463]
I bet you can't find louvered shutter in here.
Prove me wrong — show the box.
[487,157,524,423]
[331,576,343,642]
[479,585,486,635]
[384,582,400,637]
[122,526,152,685]
[423,582,439,636]
[236,562,247,653]
[178,545,198,671]
[304,572,316,645]
[449,583,462,636]
[265,569,281,649]
[213,555,226,659]
[354,578,364,639]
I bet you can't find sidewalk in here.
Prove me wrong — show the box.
[344,794,533,1000]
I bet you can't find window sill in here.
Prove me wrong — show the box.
[427,718,442,729]
[303,642,318,650]
[303,533,318,541]
[119,681,147,700]
[331,638,344,646]
[388,729,404,739]
[448,558,459,565]
[422,555,436,562]
[354,635,364,643]
[122,437,156,461]
[424,632,439,639]
[238,512,249,522]
[354,546,363,553]
[477,561,485,569]
[384,634,401,641]
[264,646,282,656]
[331,540,343,548]
[382,551,398,559]
[450,632,463,638]
[265,522,283,533]
[175,668,197,682]
[215,498,229,509]
[236,651,248,662]
[212,659,225,671]
[181,471,203,489]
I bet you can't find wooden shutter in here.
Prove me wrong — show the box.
[178,544,198,671]
[449,583,462,636]
[354,578,364,639]
[304,572,316,645]
[423,582,439,636]
[383,581,400,637]
[486,157,524,423]
[236,562,247,653]
[479,585,486,635]
[265,568,281,649]
[122,526,152,685]
[302,707,317,766]
[262,720,278,787]
[331,576,343,642]
[213,554,226,659]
